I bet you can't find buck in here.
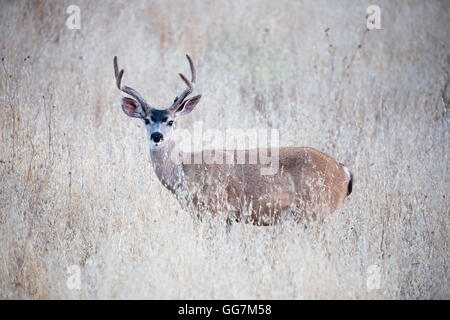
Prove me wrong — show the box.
[113,55,353,226]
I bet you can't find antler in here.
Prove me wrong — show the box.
[113,56,152,113]
[169,54,196,111]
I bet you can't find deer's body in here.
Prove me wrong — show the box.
[150,140,352,225]
[114,55,353,226]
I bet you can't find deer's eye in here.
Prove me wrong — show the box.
[167,120,174,126]
[144,119,150,125]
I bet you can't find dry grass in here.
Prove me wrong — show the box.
[0,0,448,299]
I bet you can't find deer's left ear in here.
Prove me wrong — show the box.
[176,94,202,116]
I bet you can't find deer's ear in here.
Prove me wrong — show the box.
[176,94,202,116]
[121,97,146,118]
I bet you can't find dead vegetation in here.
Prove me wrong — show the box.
[0,0,448,299]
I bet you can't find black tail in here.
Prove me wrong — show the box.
[346,171,353,196]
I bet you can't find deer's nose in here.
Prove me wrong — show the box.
[151,132,163,143]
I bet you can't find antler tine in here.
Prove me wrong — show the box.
[113,56,151,111]
[186,54,196,83]
[170,54,196,111]
[113,56,124,90]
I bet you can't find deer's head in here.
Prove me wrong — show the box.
[114,55,202,149]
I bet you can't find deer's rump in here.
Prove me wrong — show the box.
[181,147,352,225]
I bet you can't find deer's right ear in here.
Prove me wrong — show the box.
[121,97,146,118]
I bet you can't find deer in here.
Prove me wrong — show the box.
[113,54,353,226]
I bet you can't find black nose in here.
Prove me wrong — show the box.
[151,132,163,143]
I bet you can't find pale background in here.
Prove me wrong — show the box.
[0,0,448,299]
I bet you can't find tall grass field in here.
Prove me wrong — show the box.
[0,0,448,299]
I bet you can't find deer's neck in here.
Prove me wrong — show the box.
[149,139,186,194]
